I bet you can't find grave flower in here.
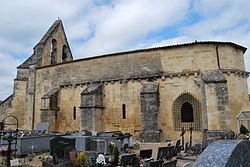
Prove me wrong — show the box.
[96,154,106,166]
[108,142,120,165]
[75,152,88,167]
[108,142,115,154]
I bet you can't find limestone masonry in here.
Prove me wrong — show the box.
[1,20,249,142]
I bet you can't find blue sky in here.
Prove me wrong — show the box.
[0,0,250,100]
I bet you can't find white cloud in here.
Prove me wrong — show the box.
[0,53,22,100]
[151,36,194,47]
[0,0,93,100]
[153,0,250,90]
[74,0,190,58]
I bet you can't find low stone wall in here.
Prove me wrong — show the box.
[203,130,235,140]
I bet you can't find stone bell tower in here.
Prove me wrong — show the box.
[11,19,73,129]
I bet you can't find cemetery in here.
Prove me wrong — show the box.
[1,116,250,167]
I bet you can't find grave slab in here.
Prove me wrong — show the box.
[193,140,250,167]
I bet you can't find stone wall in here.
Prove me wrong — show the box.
[0,95,13,120]
[31,43,249,141]
[226,73,250,131]
[10,80,28,128]
[49,85,83,132]
[158,75,203,140]
[103,81,142,139]
[203,129,235,139]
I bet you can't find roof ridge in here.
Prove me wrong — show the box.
[36,41,247,70]
[147,41,247,53]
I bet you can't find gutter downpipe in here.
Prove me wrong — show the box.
[216,45,221,69]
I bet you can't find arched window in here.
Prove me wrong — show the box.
[62,45,67,62]
[181,102,194,122]
[50,39,57,64]
[172,92,201,131]
[122,104,126,119]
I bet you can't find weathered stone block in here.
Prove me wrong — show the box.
[193,140,250,167]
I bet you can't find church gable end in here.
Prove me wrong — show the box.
[37,19,73,66]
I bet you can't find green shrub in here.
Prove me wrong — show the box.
[113,146,120,165]
[240,124,249,135]
[75,152,88,167]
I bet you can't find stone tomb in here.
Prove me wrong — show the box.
[63,136,106,153]
[50,137,75,159]
[36,122,50,133]
[63,131,132,154]
[193,140,250,167]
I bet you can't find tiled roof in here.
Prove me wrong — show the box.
[37,41,247,69]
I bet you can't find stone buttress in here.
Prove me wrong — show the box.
[79,83,104,131]
[40,88,60,131]
[140,82,160,142]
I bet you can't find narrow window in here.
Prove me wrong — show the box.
[73,106,76,120]
[50,39,57,64]
[62,45,67,62]
[122,104,126,119]
[181,102,194,122]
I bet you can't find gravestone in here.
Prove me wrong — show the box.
[149,160,163,167]
[162,160,177,167]
[50,137,75,158]
[120,154,137,166]
[90,139,97,151]
[96,139,106,153]
[193,140,250,167]
[36,122,50,133]
[157,146,175,160]
[140,149,152,159]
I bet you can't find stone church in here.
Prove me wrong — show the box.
[1,20,249,141]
